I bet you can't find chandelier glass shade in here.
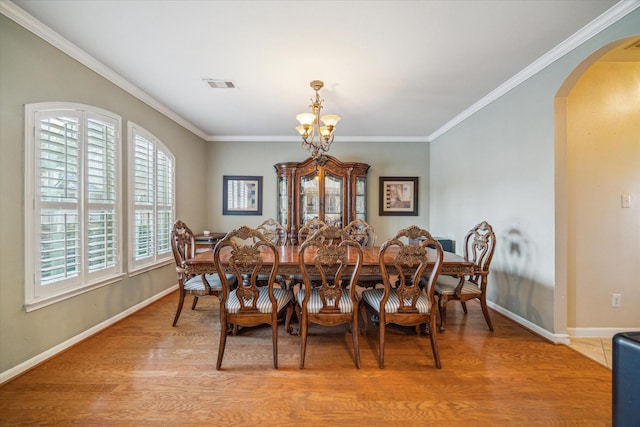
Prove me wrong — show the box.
[296,80,340,164]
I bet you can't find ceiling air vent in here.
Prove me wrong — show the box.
[205,79,236,89]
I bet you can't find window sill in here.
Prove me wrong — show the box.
[128,259,174,278]
[24,273,126,312]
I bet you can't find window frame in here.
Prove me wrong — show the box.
[24,102,124,312]
[127,122,176,274]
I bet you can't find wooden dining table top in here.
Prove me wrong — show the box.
[184,245,475,277]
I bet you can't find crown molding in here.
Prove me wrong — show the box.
[4,0,637,145]
[0,0,208,140]
[428,0,640,142]
[206,135,428,143]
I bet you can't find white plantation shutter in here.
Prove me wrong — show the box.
[25,103,122,310]
[133,135,155,261]
[156,151,173,256]
[86,117,118,274]
[129,124,175,271]
[38,115,81,286]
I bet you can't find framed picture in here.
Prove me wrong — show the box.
[223,176,262,215]
[379,176,418,216]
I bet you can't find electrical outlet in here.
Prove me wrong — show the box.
[612,293,621,307]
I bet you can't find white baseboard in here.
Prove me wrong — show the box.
[487,301,570,345]
[0,285,178,385]
[567,327,640,338]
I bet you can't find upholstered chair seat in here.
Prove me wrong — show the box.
[226,287,293,314]
[435,275,482,297]
[361,287,431,314]
[297,288,355,314]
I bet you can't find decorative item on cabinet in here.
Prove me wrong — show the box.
[274,155,370,245]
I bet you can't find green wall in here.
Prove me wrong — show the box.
[205,140,431,244]
[0,15,209,375]
[429,8,640,336]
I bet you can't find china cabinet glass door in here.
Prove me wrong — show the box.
[355,176,366,220]
[299,172,319,225]
[324,172,343,227]
[277,176,288,229]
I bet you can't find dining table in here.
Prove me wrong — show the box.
[183,245,475,280]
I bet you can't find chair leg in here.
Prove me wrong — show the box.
[378,319,385,369]
[359,304,369,336]
[216,315,228,370]
[461,300,468,313]
[172,290,186,326]
[284,302,294,334]
[352,311,361,369]
[191,296,199,310]
[272,315,279,369]
[428,318,442,369]
[438,297,448,333]
[299,314,308,369]
[480,296,494,331]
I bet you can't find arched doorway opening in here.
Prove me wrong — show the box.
[555,36,640,340]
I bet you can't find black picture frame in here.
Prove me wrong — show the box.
[379,176,418,216]
[222,176,262,215]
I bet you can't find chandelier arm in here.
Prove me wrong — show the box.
[296,80,338,164]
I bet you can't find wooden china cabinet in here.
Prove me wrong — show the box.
[274,155,370,245]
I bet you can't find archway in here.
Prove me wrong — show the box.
[555,36,640,338]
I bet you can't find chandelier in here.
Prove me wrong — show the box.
[295,80,340,165]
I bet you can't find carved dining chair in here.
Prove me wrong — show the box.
[343,218,377,246]
[297,225,363,368]
[255,218,289,287]
[256,218,288,246]
[297,218,326,244]
[435,221,496,332]
[213,226,294,369]
[360,225,444,369]
[171,220,236,326]
[343,219,381,289]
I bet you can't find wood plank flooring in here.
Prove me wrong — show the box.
[0,292,612,426]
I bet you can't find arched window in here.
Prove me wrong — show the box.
[24,103,122,310]
[128,122,175,273]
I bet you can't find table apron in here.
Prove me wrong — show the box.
[183,263,473,277]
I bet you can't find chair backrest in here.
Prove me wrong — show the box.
[171,220,196,266]
[256,218,288,246]
[213,225,279,311]
[379,225,444,312]
[297,218,326,244]
[463,221,496,276]
[298,225,363,312]
[343,219,377,246]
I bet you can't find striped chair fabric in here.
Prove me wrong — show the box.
[434,275,482,296]
[361,287,431,314]
[226,287,293,314]
[296,288,354,314]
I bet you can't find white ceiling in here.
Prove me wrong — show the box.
[8,0,629,142]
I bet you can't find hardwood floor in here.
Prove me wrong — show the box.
[0,292,612,426]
